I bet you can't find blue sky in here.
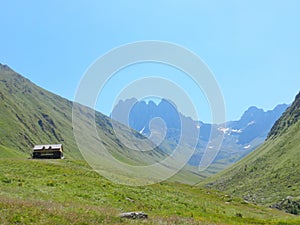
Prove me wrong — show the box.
[1,1,299,122]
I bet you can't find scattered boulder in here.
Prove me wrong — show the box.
[270,196,300,215]
[119,211,148,219]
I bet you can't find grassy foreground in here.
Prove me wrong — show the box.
[0,155,299,224]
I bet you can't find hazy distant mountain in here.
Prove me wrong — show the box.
[112,98,288,171]
[204,92,300,214]
[228,104,289,145]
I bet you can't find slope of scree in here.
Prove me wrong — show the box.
[202,91,300,215]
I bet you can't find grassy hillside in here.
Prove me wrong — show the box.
[203,92,300,214]
[0,157,299,224]
[0,64,170,165]
[0,64,80,158]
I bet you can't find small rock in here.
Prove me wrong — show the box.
[119,211,148,219]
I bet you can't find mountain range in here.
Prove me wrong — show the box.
[111,98,288,173]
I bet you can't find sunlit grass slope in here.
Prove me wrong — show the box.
[0,157,299,224]
[203,92,300,214]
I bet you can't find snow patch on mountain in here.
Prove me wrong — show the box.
[244,145,251,149]
[218,127,230,134]
[247,121,256,126]
[231,129,242,133]
[218,127,243,135]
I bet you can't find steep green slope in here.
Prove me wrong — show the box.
[0,64,79,157]
[0,64,165,163]
[203,92,300,214]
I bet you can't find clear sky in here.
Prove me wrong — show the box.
[1,1,299,123]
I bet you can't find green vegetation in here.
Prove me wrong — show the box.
[0,157,299,224]
[203,92,300,215]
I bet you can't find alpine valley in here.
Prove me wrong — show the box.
[0,63,299,224]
